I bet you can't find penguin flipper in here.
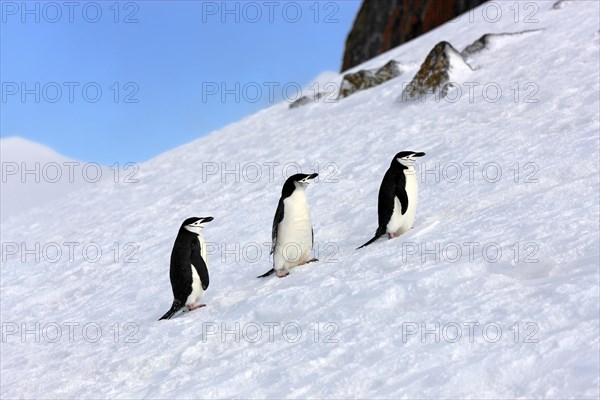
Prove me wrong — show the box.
[395,184,409,215]
[270,199,285,255]
[257,268,276,278]
[159,299,184,320]
[190,240,209,290]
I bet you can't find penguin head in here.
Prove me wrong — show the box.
[290,173,318,189]
[182,216,214,234]
[394,151,426,167]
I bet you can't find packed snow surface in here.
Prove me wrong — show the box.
[1,1,599,398]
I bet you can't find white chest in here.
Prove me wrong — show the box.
[186,235,207,306]
[196,233,207,265]
[186,266,204,306]
[281,189,311,228]
[275,189,313,265]
[387,167,419,235]
[404,167,419,207]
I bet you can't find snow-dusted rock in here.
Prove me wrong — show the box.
[461,30,544,57]
[400,41,472,102]
[338,60,402,99]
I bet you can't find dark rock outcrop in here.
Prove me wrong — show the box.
[290,60,403,109]
[289,92,331,109]
[461,30,543,57]
[375,59,402,82]
[289,95,313,109]
[338,60,402,99]
[461,34,493,57]
[552,0,570,9]
[400,41,471,102]
[341,0,487,72]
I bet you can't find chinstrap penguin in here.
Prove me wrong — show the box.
[258,173,318,278]
[159,216,213,320]
[357,151,425,249]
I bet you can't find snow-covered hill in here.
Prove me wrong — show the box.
[0,137,82,217]
[1,1,599,398]
[0,137,116,218]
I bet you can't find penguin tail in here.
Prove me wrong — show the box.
[159,299,184,321]
[356,227,386,250]
[257,268,276,278]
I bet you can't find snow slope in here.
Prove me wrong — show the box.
[0,137,82,218]
[1,1,599,398]
[0,137,113,218]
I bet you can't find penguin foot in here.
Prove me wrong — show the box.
[304,258,319,264]
[276,270,289,278]
[188,303,206,311]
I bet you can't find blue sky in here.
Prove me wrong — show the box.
[1,0,361,163]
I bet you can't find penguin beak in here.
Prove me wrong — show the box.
[413,152,426,157]
[307,173,318,180]
[201,217,214,223]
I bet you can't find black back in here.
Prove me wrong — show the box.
[169,224,209,303]
[377,158,409,231]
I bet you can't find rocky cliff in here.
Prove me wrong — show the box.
[341,0,487,71]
